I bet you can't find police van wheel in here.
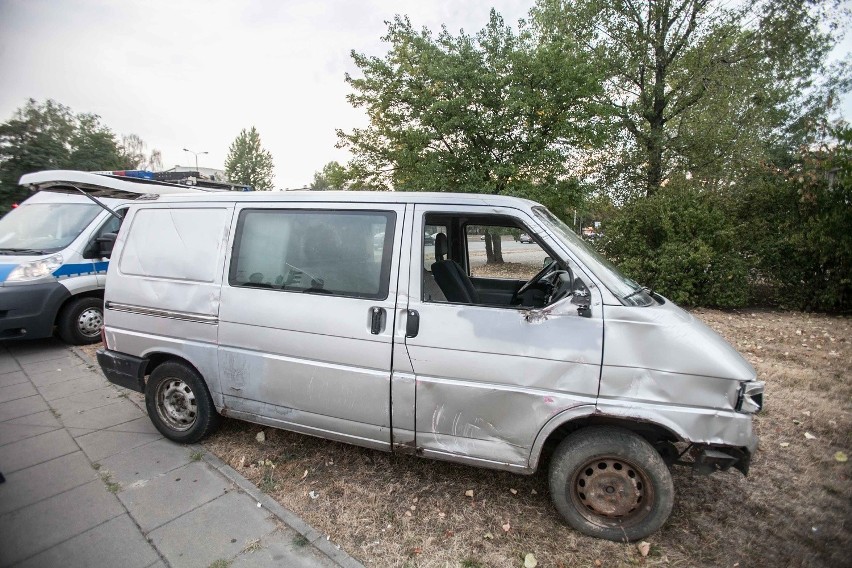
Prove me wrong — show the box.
[57,297,104,345]
[146,361,220,444]
[548,426,674,542]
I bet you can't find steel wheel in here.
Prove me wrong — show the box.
[571,456,654,528]
[155,377,198,431]
[76,307,103,338]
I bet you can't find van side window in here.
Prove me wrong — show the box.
[465,224,547,281]
[229,209,396,300]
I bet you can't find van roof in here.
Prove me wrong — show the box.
[18,170,223,198]
[145,190,541,209]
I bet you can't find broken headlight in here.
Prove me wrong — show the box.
[736,380,764,414]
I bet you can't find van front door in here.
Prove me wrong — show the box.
[217,203,406,451]
[403,204,604,471]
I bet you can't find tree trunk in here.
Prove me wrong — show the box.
[646,121,665,196]
[484,229,494,263]
[491,233,504,264]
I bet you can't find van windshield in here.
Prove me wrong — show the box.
[0,202,101,255]
[532,206,654,306]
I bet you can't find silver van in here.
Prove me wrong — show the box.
[0,171,216,344]
[97,192,763,541]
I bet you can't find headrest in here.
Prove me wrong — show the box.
[434,232,448,261]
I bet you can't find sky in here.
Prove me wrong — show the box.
[0,0,849,190]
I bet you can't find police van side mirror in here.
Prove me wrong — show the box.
[96,233,118,258]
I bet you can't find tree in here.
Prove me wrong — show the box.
[310,161,349,190]
[337,10,603,198]
[224,127,275,191]
[0,99,134,211]
[532,0,844,198]
[119,134,163,171]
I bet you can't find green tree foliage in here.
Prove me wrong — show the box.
[601,179,750,307]
[337,10,603,202]
[310,161,349,190]
[0,98,156,211]
[224,126,275,191]
[532,0,842,198]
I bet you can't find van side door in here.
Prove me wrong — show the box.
[402,204,604,471]
[217,202,406,451]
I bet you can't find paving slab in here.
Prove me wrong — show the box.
[0,428,78,473]
[0,371,28,388]
[0,421,62,447]
[0,450,98,515]
[48,385,129,414]
[14,513,160,568]
[148,491,278,568]
[4,408,62,429]
[106,414,160,434]
[0,358,21,375]
[58,399,145,430]
[12,346,74,365]
[118,460,230,531]
[77,427,162,462]
[0,381,37,403]
[231,529,338,568]
[37,372,112,401]
[0,395,49,422]
[27,365,96,387]
[0,479,125,567]
[99,437,194,484]
[19,356,90,376]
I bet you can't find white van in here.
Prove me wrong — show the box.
[0,171,217,344]
[97,191,763,541]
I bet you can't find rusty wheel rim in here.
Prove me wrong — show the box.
[570,456,654,528]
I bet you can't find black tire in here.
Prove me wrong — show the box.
[548,426,674,542]
[57,297,104,345]
[145,361,220,443]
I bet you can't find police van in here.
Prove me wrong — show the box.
[0,170,219,344]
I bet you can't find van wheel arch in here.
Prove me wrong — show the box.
[531,415,681,473]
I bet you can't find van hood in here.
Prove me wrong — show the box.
[602,298,756,382]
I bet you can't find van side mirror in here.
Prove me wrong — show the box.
[96,233,118,258]
[543,256,552,267]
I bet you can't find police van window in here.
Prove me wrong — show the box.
[229,210,396,300]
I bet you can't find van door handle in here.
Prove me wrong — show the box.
[405,310,420,338]
[370,307,385,335]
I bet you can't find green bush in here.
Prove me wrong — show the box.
[602,180,750,308]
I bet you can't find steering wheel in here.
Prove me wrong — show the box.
[512,262,563,304]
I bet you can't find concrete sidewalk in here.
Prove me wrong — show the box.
[0,339,362,568]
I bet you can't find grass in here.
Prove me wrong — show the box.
[207,560,231,568]
[199,309,849,567]
[292,534,310,548]
[190,450,204,461]
[99,471,120,494]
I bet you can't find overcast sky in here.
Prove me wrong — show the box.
[0,0,849,190]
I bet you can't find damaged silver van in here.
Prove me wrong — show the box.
[96,192,763,541]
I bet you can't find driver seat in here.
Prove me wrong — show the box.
[431,233,480,304]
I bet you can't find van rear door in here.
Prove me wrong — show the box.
[217,202,406,451]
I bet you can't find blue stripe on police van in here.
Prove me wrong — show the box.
[52,261,109,278]
[0,264,16,283]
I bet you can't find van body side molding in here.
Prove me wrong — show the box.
[105,301,218,324]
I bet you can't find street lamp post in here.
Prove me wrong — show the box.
[182,148,208,172]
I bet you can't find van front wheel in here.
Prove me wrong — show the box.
[146,361,220,443]
[57,297,104,345]
[548,426,674,542]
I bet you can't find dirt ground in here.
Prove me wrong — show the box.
[197,309,851,567]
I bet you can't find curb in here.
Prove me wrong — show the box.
[72,345,364,568]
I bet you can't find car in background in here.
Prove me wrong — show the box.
[519,233,534,243]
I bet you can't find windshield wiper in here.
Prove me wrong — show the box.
[623,286,653,301]
[0,248,49,255]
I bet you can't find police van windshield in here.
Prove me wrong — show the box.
[0,202,101,255]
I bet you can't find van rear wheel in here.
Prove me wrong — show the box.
[57,297,103,345]
[146,361,220,443]
[548,426,674,542]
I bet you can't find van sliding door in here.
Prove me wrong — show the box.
[217,203,407,451]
